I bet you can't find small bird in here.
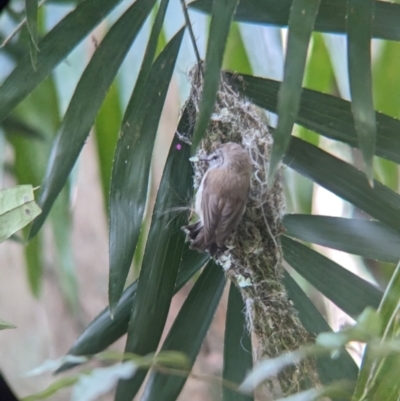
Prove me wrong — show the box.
[183,142,252,256]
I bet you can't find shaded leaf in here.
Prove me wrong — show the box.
[283,214,400,263]
[347,0,376,182]
[282,236,382,317]
[108,0,172,313]
[0,0,125,123]
[223,283,253,401]
[191,0,240,150]
[268,0,320,182]
[57,247,209,373]
[2,116,45,140]
[284,137,400,233]
[190,0,400,41]
[115,88,194,399]
[29,0,156,238]
[141,261,226,401]
[25,0,38,67]
[94,82,122,212]
[283,273,359,389]
[231,74,400,165]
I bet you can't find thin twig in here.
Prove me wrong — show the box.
[1,0,47,49]
[179,0,203,74]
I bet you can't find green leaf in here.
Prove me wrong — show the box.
[0,318,16,330]
[25,0,39,67]
[231,74,400,165]
[283,273,359,389]
[94,82,122,212]
[191,0,240,151]
[347,0,376,183]
[190,0,400,42]
[57,247,209,374]
[268,0,320,182]
[282,236,382,317]
[141,261,226,401]
[29,0,156,239]
[284,137,400,233]
[108,0,172,313]
[0,185,41,243]
[353,262,400,400]
[223,283,253,401]
[114,94,194,399]
[283,214,400,263]
[0,0,125,123]
[2,115,44,140]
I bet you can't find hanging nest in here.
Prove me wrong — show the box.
[182,64,320,398]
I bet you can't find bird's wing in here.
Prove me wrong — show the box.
[215,196,246,247]
[201,174,223,246]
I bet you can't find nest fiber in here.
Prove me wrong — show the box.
[183,65,320,397]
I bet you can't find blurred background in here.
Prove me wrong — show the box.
[0,0,399,399]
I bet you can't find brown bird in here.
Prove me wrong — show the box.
[183,142,252,256]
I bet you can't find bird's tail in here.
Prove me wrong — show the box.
[181,222,220,256]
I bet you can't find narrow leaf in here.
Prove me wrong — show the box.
[141,261,226,401]
[0,0,124,123]
[283,214,400,263]
[108,0,172,313]
[29,0,156,238]
[223,283,253,401]
[268,0,321,182]
[282,236,382,317]
[114,77,194,400]
[231,74,400,165]
[94,82,122,212]
[191,0,240,151]
[25,0,38,67]
[347,0,376,183]
[283,273,359,387]
[190,0,400,42]
[284,137,400,234]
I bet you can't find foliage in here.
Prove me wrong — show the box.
[1,0,400,400]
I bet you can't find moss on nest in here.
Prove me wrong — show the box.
[183,65,320,398]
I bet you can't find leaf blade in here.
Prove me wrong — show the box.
[223,283,253,401]
[29,0,156,238]
[0,0,124,123]
[268,0,321,182]
[347,0,376,182]
[284,137,400,234]
[231,74,400,165]
[282,236,382,317]
[283,214,400,263]
[191,0,240,151]
[141,261,226,401]
[108,0,172,313]
[190,0,400,42]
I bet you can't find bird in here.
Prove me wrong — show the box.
[182,142,252,256]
